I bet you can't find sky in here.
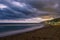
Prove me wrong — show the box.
[0,0,59,23]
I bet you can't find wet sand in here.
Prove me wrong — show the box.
[0,25,60,40]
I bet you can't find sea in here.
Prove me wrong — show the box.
[0,26,32,33]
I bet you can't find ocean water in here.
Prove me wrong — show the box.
[0,26,32,33]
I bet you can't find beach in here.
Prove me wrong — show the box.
[0,25,60,40]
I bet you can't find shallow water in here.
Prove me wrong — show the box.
[0,26,32,33]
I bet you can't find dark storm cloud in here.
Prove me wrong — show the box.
[0,0,37,19]
[0,0,60,20]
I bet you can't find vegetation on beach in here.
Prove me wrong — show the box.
[45,18,60,26]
